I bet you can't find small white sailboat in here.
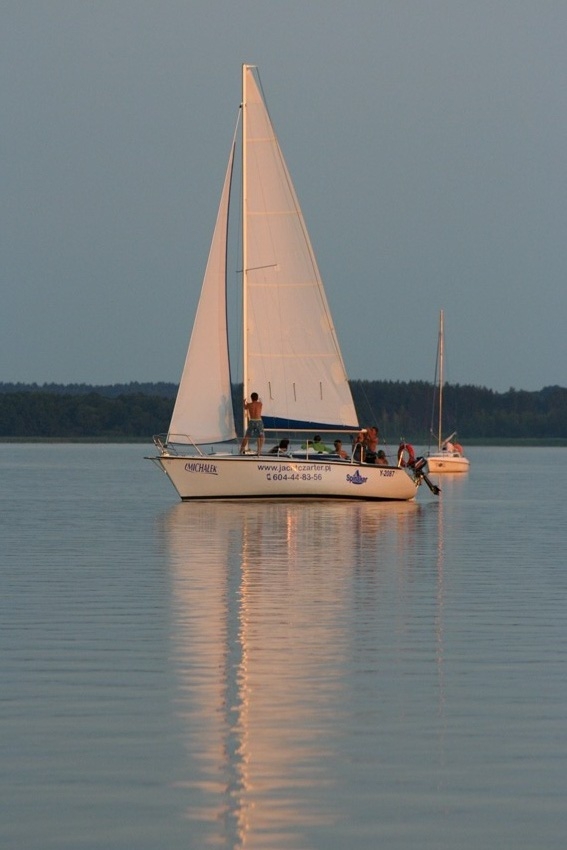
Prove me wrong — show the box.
[426,310,470,474]
[150,65,437,501]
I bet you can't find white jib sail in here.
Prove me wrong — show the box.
[167,143,237,445]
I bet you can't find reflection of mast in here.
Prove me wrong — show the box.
[434,491,447,797]
[225,514,248,846]
[435,496,445,720]
[160,504,250,847]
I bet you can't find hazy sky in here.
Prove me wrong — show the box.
[2,1,566,392]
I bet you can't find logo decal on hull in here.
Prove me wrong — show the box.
[346,470,368,485]
[184,461,218,475]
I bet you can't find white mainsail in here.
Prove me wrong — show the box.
[242,66,358,430]
[167,144,237,445]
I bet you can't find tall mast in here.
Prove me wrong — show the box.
[241,63,249,436]
[438,309,444,450]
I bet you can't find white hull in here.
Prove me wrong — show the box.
[152,453,419,501]
[426,452,470,474]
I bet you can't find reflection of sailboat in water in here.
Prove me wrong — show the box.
[158,501,422,847]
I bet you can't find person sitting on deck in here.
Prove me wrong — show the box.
[302,435,329,453]
[363,426,379,463]
[333,439,349,459]
[268,439,290,455]
[311,435,330,453]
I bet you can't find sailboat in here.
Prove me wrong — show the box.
[426,310,470,474]
[150,65,436,501]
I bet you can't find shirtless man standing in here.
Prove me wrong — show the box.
[240,392,264,454]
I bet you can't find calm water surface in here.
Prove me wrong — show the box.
[1,445,566,849]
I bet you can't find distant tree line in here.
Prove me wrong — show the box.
[0,391,173,440]
[0,381,565,441]
[0,381,177,398]
[350,381,567,441]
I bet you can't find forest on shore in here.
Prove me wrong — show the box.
[0,381,565,443]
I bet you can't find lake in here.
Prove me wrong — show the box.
[1,444,566,849]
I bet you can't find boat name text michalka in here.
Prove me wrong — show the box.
[184,462,218,475]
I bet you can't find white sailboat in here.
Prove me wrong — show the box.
[150,65,436,501]
[426,310,470,474]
